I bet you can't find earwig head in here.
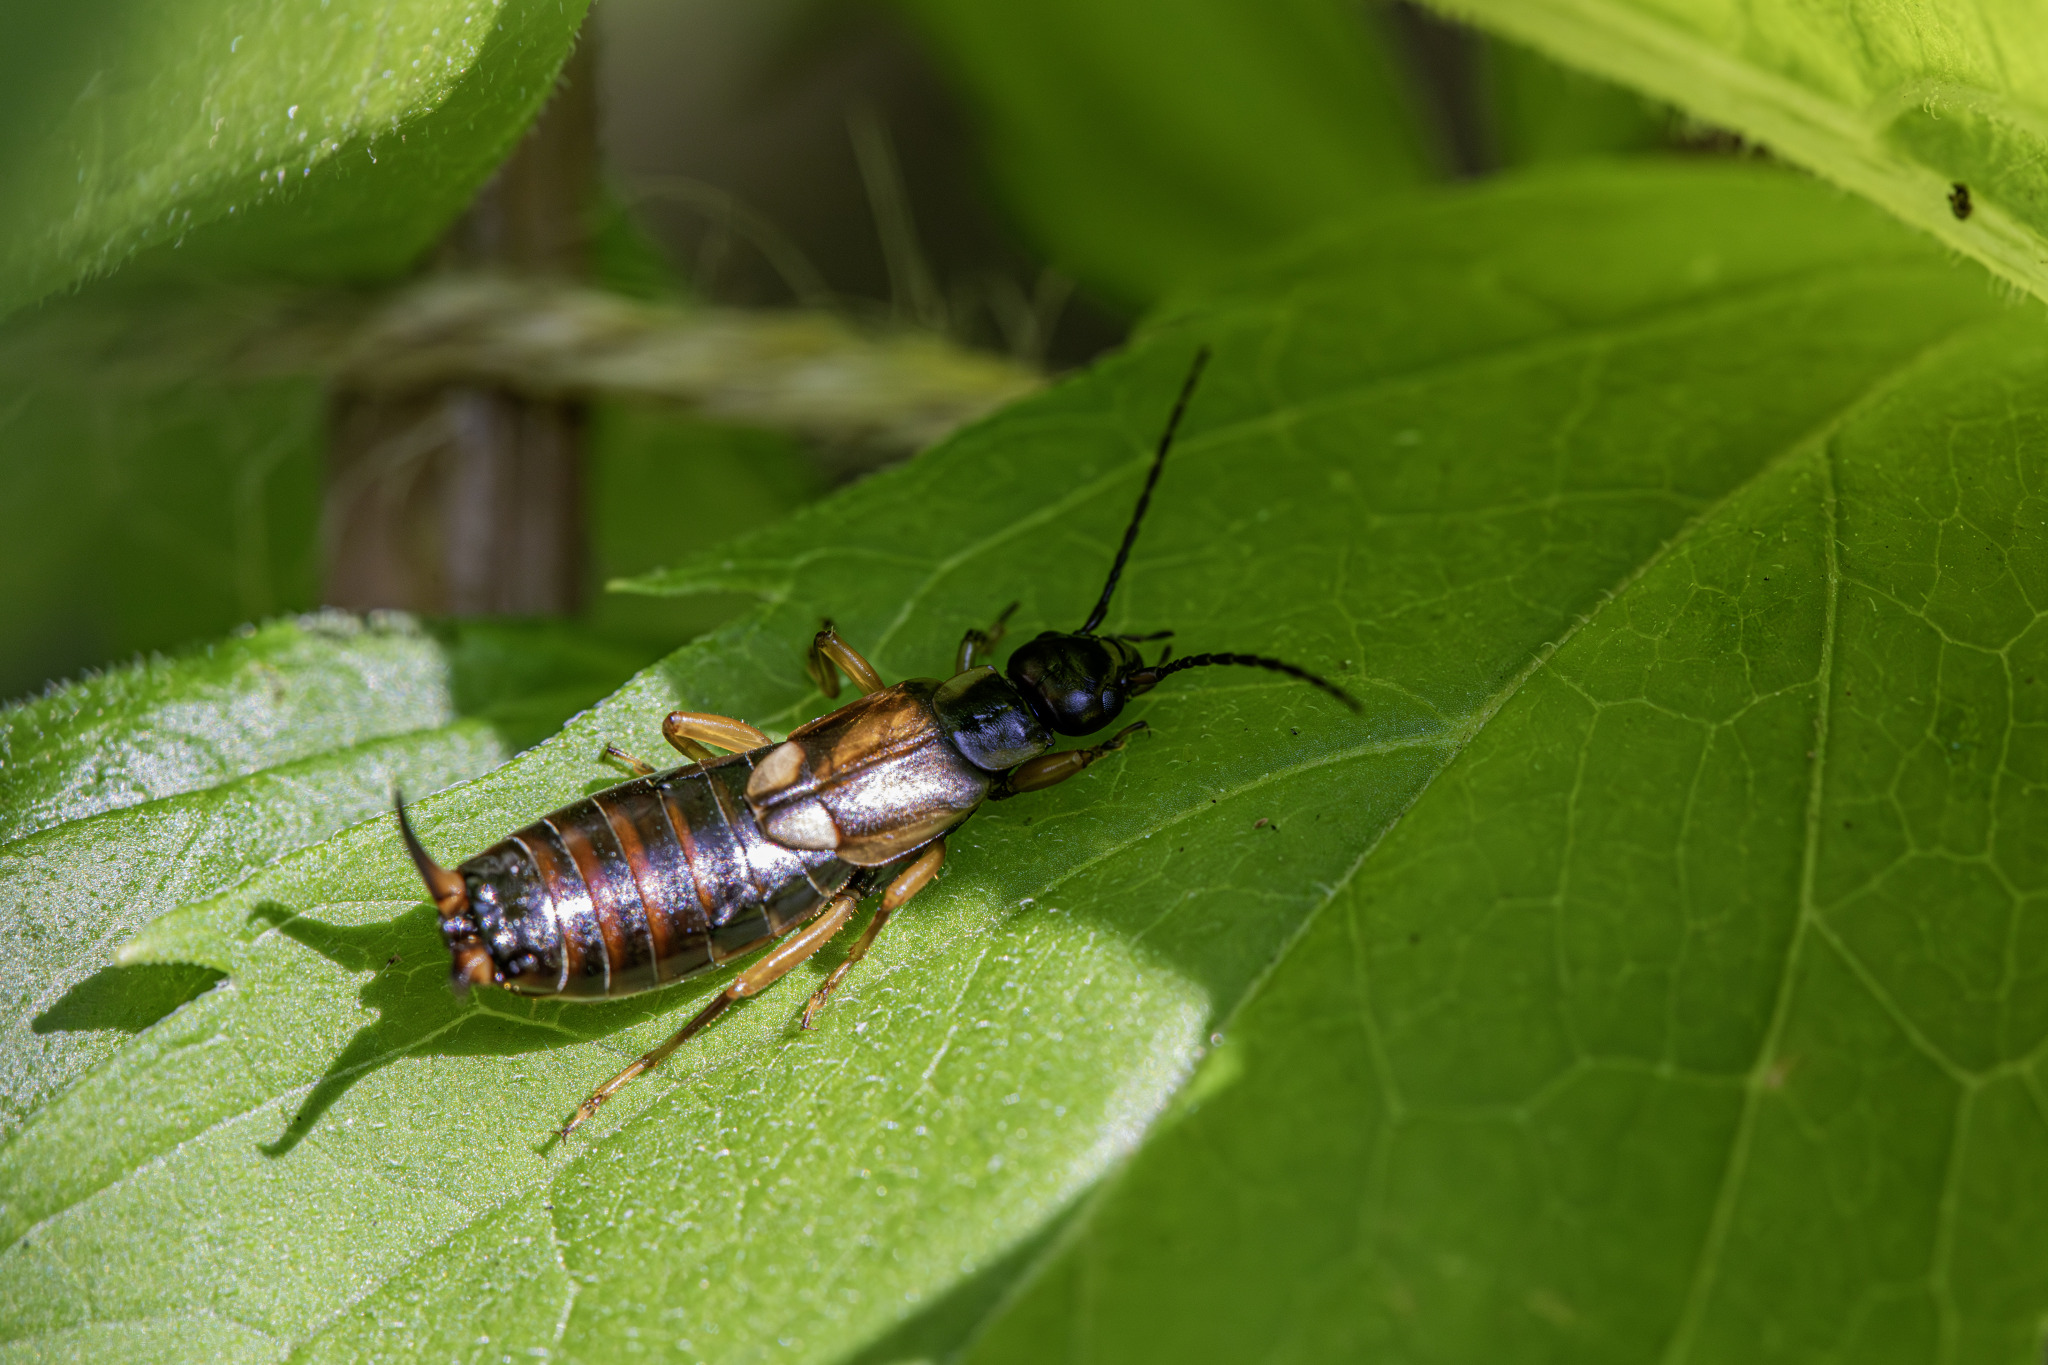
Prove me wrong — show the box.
[1005,632,1147,736]
[394,792,497,994]
[1006,632,1361,736]
[1002,346,1364,735]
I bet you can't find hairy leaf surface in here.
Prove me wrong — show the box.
[1438,0,2048,308]
[0,614,508,1145]
[3,163,2038,1363]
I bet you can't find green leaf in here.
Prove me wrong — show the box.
[1437,0,2048,307]
[0,613,508,1144]
[0,294,823,700]
[894,0,1434,307]
[0,0,589,315]
[1484,34,1671,167]
[0,368,327,701]
[7,161,2041,1362]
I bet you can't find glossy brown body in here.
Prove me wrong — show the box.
[445,680,993,998]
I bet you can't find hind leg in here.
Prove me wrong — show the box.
[558,890,861,1137]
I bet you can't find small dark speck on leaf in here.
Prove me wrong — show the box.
[1949,182,1972,219]
[387,954,401,965]
[1409,932,1421,946]
[1843,820,1854,829]
[1022,817,1032,826]
[1290,727,1300,736]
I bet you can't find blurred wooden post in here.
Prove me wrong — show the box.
[323,36,597,615]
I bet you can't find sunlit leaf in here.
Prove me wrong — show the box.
[0,614,507,1144]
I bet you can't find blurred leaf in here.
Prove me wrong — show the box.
[426,616,655,755]
[1439,0,2048,306]
[1484,34,1671,167]
[894,0,1434,308]
[0,371,327,703]
[5,162,2039,1362]
[588,190,693,304]
[0,0,590,315]
[586,404,827,658]
[0,300,832,706]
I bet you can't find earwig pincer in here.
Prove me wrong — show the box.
[396,347,1361,1137]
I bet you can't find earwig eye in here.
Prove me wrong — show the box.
[1005,633,1143,736]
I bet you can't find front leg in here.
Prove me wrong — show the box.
[991,722,1148,800]
[956,601,1018,673]
[807,619,886,698]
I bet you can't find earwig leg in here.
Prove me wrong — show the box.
[602,744,659,777]
[663,711,772,760]
[801,840,945,1029]
[956,601,1019,673]
[559,890,861,1138]
[807,619,886,698]
[991,722,1148,801]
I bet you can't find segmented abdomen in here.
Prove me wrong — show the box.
[457,751,856,998]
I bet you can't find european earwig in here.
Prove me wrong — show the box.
[396,347,1362,1136]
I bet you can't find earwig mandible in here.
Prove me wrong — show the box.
[396,347,1361,1137]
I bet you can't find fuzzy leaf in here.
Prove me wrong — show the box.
[0,614,508,1146]
[1437,0,2048,307]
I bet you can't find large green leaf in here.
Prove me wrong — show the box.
[0,614,508,1145]
[0,0,588,315]
[4,161,2040,1362]
[894,0,1433,307]
[1437,0,2048,307]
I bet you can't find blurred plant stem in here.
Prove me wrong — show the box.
[322,37,600,618]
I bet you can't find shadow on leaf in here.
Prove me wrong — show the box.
[32,962,226,1034]
[843,1195,1083,1365]
[249,899,721,1156]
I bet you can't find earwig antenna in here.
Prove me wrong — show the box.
[1078,346,1211,635]
[1131,652,1363,713]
